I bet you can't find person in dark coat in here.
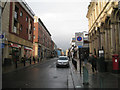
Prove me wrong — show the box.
[33,56,35,63]
[91,55,97,73]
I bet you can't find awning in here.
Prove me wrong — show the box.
[9,43,21,48]
[24,47,33,51]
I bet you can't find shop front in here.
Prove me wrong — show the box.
[24,46,32,60]
[8,43,21,64]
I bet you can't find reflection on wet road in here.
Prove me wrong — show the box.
[3,58,69,88]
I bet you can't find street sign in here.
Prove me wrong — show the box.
[75,32,84,47]
[1,43,5,48]
[78,46,82,48]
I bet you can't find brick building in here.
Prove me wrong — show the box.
[33,16,54,60]
[2,1,35,64]
[86,1,119,72]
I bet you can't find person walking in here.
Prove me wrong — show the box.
[91,55,97,73]
[33,56,35,64]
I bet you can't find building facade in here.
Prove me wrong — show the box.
[2,1,35,64]
[86,1,119,71]
[33,16,53,60]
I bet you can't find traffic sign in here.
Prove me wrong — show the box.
[77,36,82,41]
[0,34,4,39]
[75,32,84,47]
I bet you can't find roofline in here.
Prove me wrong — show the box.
[38,18,51,36]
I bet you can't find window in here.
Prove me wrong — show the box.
[13,20,17,33]
[33,35,35,39]
[26,16,28,22]
[34,27,35,30]
[20,11,23,16]
[14,5,19,19]
[20,25,22,31]
[26,28,28,33]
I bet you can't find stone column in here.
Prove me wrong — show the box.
[111,23,115,55]
[105,28,109,59]
[115,24,119,54]
[118,19,120,55]
[21,46,24,58]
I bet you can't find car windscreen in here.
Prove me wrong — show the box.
[59,57,68,60]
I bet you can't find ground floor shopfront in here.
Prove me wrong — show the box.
[2,42,33,65]
[33,43,53,61]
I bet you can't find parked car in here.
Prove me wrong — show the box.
[56,56,69,68]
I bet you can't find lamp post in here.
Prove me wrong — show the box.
[0,4,2,90]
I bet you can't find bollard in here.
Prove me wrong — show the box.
[83,66,89,85]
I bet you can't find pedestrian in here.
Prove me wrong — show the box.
[23,55,26,66]
[91,55,97,73]
[33,56,35,63]
[84,52,88,65]
[29,56,31,64]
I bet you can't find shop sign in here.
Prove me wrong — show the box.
[10,43,21,48]
[24,46,32,51]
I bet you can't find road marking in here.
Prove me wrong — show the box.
[76,86,81,88]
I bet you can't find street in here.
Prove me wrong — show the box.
[2,58,69,88]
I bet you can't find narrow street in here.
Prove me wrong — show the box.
[2,58,69,88]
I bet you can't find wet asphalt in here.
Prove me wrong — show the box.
[2,58,70,88]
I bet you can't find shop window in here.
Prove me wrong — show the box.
[9,47,12,55]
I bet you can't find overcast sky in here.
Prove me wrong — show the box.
[26,0,90,50]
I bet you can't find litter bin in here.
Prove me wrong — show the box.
[112,54,120,74]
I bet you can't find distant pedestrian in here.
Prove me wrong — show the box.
[33,56,35,63]
[91,55,97,73]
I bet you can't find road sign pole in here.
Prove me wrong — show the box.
[79,48,81,74]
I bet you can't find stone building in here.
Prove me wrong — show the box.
[33,16,53,60]
[2,1,35,64]
[86,1,119,71]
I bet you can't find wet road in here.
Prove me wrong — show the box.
[2,58,70,88]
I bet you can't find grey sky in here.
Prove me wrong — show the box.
[26,0,90,50]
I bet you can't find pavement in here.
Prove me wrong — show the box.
[68,59,120,89]
[2,58,48,74]
[2,57,120,89]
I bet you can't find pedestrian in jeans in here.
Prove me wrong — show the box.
[91,55,97,73]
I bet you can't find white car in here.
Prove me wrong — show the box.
[56,56,69,68]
